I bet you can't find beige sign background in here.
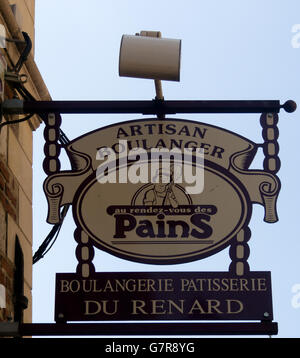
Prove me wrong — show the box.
[44,118,280,264]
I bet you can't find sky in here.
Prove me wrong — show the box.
[31,0,300,338]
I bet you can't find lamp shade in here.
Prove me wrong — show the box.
[119,35,181,81]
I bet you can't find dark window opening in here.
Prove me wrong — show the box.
[13,236,28,322]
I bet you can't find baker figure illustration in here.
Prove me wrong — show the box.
[143,166,179,208]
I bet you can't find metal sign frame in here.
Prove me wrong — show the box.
[0,98,296,337]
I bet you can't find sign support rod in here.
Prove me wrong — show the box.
[2,99,296,115]
[0,321,278,337]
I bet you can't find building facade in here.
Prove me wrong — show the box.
[0,0,49,324]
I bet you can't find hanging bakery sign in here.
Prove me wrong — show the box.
[43,117,280,265]
[42,113,280,326]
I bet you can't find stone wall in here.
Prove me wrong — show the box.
[0,0,49,325]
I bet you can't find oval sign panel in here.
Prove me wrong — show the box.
[44,118,280,265]
[73,160,251,264]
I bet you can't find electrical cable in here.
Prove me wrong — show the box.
[2,32,72,263]
[14,82,71,145]
[11,83,71,262]
[0,113,34,131]
[9,32,32,73]
[32,205,69,264]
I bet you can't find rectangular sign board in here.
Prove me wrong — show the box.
[55,271,273,322]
